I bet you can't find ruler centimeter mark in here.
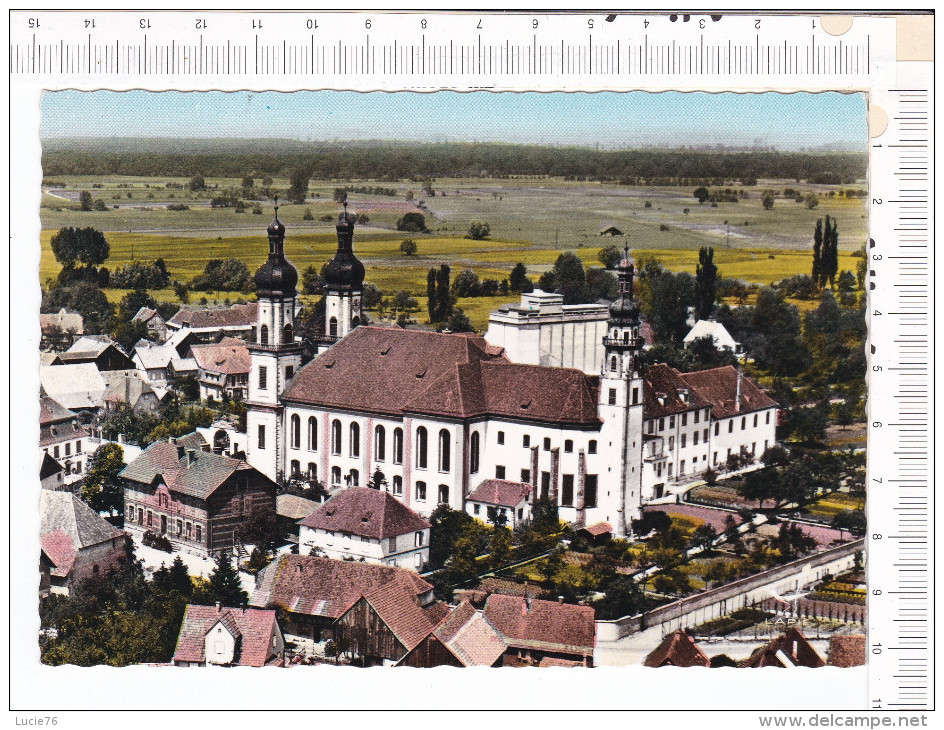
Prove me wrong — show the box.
[11,31,870,76]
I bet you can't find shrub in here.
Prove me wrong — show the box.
[142,531,173,553]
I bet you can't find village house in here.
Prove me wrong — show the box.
[397,601,507,668]
[173,603,285,667]
[50,335,135,371]
[740,628,826,668]
[133,339,181,388]
[132,306,168,343]
[120,433,277,558]
[484,289,609,375]
[683,319,743,356]
[167,302,259,343]
[40,393,94,485]
[39,363,106,414]
[40,489,127,597]
[40,452,65,491]
[644,629,711,668]
[298,487,431,570]
[250,554,441,657]
[464,479,532,529]
[190,337,251,402]
[39,308,84,350]
[482,594,597,667]
[101,370,163,415]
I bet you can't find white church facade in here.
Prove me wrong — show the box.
[245,211,777,537]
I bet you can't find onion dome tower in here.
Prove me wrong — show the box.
[246,199,305,483]
[323,203,366,340]
[599,245,645,537]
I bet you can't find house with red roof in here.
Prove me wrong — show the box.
[397,601,507,668]
[119,433,277,558]
[740,628,826,668]
[166,301,259,342]
[40,490,128,597]
[644,629,711,668]
[39,393,93,485]
[465,478,532,528]
[299,487,431,571]
[173,603,284,667]
[250,554,441,658]
[189,337,251,402]
[482,594,596,667]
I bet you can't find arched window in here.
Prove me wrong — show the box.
[438,484,449,505]
[307,462,317,481]
[438,429,451,472]
[283,323,293,343]
[350,423,360,457]
[610,355,618,372]
[392,475,403,495]
[290,414,301,449]
[416,427,428,469]
[260,324,269,345]
[352,316,360,328]
[331,466,341,485]
[470,432,480,474]
[393,428,404,465]
[308,417,318,451]
[331,420,342,455]
[290,460,300,477]
[623,330,629,342]
[375,425,386,461]
[350,469,359,486]
[329,317,338,338]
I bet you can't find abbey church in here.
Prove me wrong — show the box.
[246,209,777,538]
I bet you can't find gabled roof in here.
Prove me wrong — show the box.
[168,302,258,330]
[740,628,826,668]
[40,308,84,334]
[102,372,159,407]
[134,341,178,370]
[482,594,596,656]
[283,326,600,427]
[683,320,740,351]
[40,490,124,577]
[166,328,197,354]
[431,601,507,667]
[644,363,710,420]
[299,487,430,540]
[66,335,122,357]
[40,452,65,480]
[579,521,613,538]
[119,437,257,501]
[250,554,433,620]
[132,307,161,324]
[189,337,251,375]
[276,494,321,521]
[40,394,77,425]
[356,581,449,651]
[466,479,531,508]
[173,604,280,667]
[644,629,711,668]
[827,635,866,668]
[39,364,106,410]
[679,365,779,418]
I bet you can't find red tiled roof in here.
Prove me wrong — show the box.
[432,601,507,667]
[828,635,866,668]
[189,337,251,376]
[357,582,447,651]
[483,594,596,656]
[41,530,78,577]
[466,479,531,508]
[580,521,613,538]
[120,438,259,500]
[679,365,778,419]
[40,395,77,425]
[173,604,280,667]
[644,629,711,668]
[644,363,710,420]
[282,326,601,427]
[740,628,826,668]
[299,487,429,540]
[168,302,258,330]
[250,554,433,620]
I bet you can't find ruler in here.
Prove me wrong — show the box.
[10,9,934,712]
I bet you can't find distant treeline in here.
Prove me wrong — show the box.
[42,138,866,184]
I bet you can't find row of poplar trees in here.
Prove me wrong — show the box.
[812,215,840,289]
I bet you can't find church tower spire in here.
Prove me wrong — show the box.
[323,203,366,341]
[246,204,304,483]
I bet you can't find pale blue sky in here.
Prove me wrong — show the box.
[41,90,866,151]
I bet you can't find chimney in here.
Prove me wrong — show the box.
[558,596,564,604]
[735,368,743,412]
[215,602,221,613]
[524,596,532,612]
[176,443,185,459]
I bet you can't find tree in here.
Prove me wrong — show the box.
[188,175,206,192]
[695,246,718,320]
[237,505,282,555]
[100,403,160,446]
[692,524,719,550]
[397,212,429,233]
[79,190,94,211]
[362,282,383,310]
[448,521,487,583]
[443,308,474,333]
[509,262,533,293]
[592,576,648,620]
[761,191,775,210]
[812,217,824,287]
[467,221,490,240]
[111,318,149,354]
[641,263,697,346]
[435,264,453,322]
[538,252,588,305]
[751,287,811,376]
[153,556,193,598]
[527,497,561,542]
[261,175,273,187]
[115,288,158,323]
[428,505,473,570]
[451,268,481,298]
[823,217,839,288]
[832,509,866,539]
[50,227,110,268]
[399,239,417,256]
[82,443,125,515]
[426,268,437,321]
[190,258,252,292]
[302,265,323,295]
[42,280,114,335]
[738,467,779,509]
[287,168,310,204]
[774,522,817,561]
[598,243,623,269]
[241,176,254,190]
[693,186,709,203]
[173,281,190,304]
[204,552,248,607]
[489,526,512,570]
[804,193,819,209]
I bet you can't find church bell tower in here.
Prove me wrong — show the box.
[323,203,366,341]
[246,201,304,483]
